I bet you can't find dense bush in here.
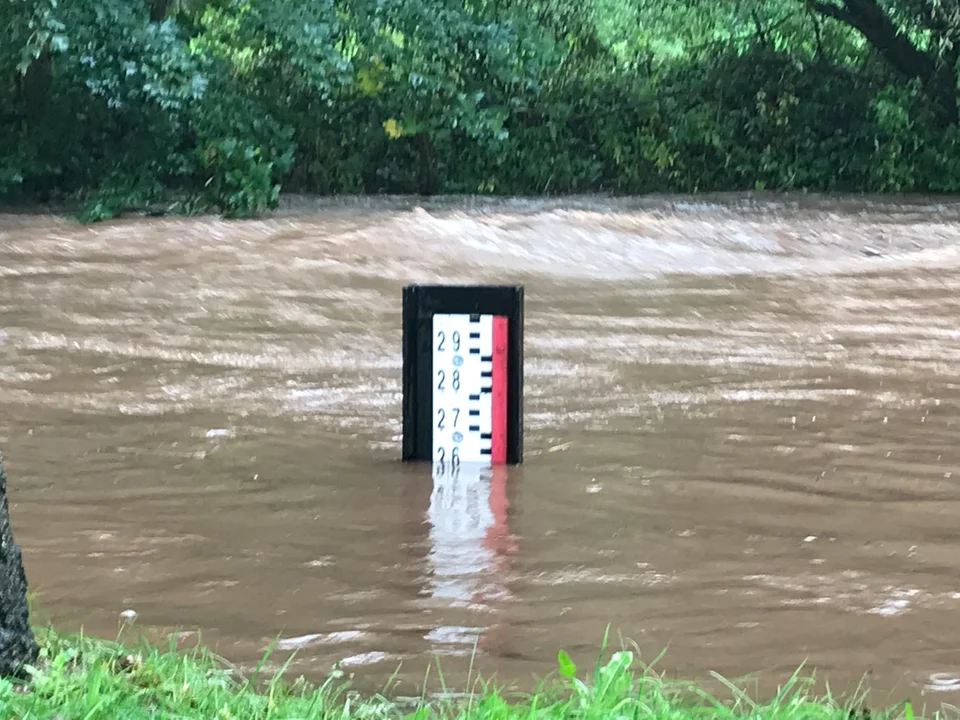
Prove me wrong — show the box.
[2,0,959,220]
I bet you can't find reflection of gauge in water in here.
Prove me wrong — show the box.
[452,432,463,443]
[452,355,464,367]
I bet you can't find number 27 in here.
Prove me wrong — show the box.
[437,408,460,430]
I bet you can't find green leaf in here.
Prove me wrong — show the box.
[50,33,69,53]
[557,649,577,679]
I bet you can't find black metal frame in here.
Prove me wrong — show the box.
[402,284,524,464]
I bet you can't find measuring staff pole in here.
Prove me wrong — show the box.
[401,285,523,466]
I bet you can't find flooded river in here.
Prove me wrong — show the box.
[4,194,960,705]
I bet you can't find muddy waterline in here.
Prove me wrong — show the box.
[3,194,960,703]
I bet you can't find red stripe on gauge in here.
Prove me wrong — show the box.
[490,315,508,465]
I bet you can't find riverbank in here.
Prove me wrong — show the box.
[0,627,921,720]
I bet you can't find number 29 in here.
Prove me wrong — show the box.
[436,330,461,352]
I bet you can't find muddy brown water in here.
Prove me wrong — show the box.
[4,194,960,705]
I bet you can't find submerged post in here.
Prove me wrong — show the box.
[0,451,38,677]
[402,285,523,465]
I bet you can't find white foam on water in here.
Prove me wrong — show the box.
[274,630,371,651]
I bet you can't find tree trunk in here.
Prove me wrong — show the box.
[19,49,52,121]
[150,0,169,22]
[810,0,959,126]
[0,452,38,678]
[416,131,439,195]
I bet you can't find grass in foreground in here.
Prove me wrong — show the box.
[0,626,944,720]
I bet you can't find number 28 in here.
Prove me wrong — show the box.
[437,369,460,392]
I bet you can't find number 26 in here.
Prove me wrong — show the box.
[436,447,460,464]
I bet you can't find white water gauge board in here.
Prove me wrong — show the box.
[431,313,508,465]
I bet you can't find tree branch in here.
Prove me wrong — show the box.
[751,9,769,47]
[808,0,958,125]
[807,0,853,25]
[808,9,826,61]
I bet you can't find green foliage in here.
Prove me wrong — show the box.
[0,627,926,719]
[2,0,960,219]
[557,649,578,679]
